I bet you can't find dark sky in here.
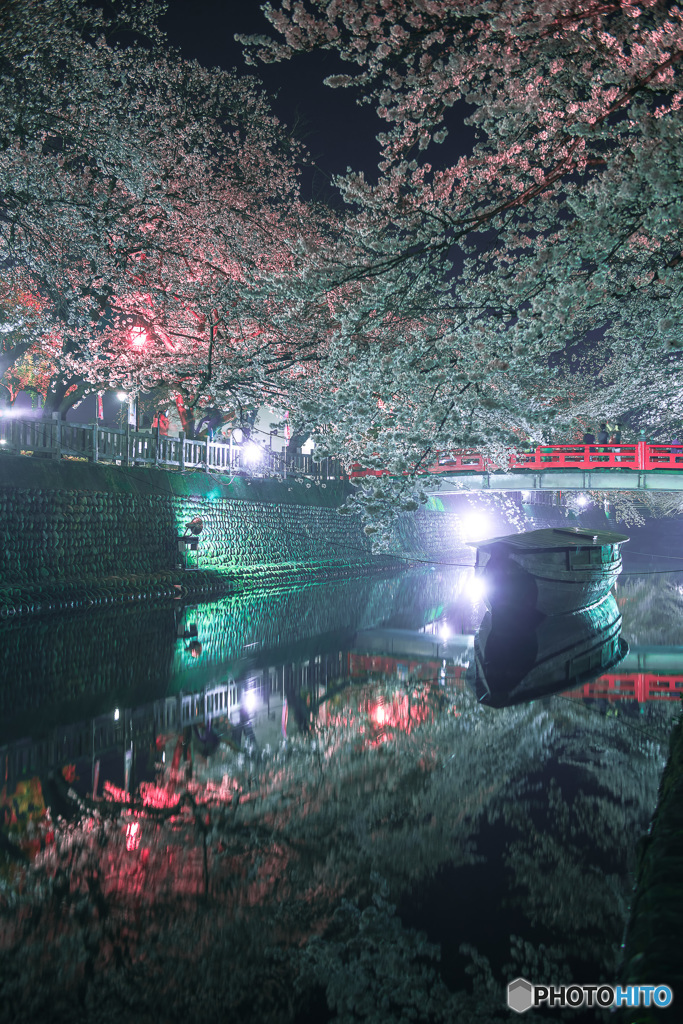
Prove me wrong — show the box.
[161,0,384,196]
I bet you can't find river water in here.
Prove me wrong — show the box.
[1,542,681,1023]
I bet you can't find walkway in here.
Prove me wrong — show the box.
[0,415,343,480]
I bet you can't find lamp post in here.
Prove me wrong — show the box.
[116,391,128,428]
[231,426,243,470]
[116,391,131,465]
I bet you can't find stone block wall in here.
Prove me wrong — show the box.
[0,455,388,609]
[392,509,472,565]
[0,486,376,586]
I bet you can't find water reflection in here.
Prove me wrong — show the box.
[470,594,628,708]
[0,565,681,1023]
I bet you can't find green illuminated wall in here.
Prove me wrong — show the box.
[0,455,377,588]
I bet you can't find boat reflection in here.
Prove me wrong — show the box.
[469,593,628,708]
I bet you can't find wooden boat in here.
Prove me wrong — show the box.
[470,526,629,615]
[469,592,628,707]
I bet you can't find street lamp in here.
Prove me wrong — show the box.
[243,441,262,465]
[116,392,128,430]
[130,326,147,349]
[228,426,243,469]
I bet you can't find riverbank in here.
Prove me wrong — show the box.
[0,455,403,617]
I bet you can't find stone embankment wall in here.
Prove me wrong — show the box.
[392,508,472,566]
[0,455,398,617]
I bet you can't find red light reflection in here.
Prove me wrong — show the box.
[125,821,141,852]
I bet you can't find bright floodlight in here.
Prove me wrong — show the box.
[577,494,588,507]
[116,391,128,402]
[460,512,490,543]
[242,689,258,714]
[469,576,487,603]
[114,707,120,721]
[439,623,451,641]
[243,441,262,464]
[232,427,244,444]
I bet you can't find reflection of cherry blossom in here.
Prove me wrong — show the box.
[1,676,676,1022]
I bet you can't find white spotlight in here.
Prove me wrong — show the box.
[460,513,490,543]
[243,441,262,464]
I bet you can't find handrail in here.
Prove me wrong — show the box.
[0,417,345,482]
[350,442,683,478]
[3,419,683,480]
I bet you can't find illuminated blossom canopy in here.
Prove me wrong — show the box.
[239,0,683,536]
[0,0,337,427]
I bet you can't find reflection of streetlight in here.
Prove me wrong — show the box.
[242,689,259,714]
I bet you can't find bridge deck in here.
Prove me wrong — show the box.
[427,470,683,492]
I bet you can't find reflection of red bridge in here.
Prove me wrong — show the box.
[350,654,682,703]
[349,653,469,683]
[350,442,683,478]
[565,673,683,703]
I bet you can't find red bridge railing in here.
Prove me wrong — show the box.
[350,442,683,478]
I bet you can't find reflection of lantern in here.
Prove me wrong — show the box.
[125,821,141,852]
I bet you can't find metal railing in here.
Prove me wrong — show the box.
[0,417,345,481]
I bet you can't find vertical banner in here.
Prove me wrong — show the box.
[92,759,100,799]
[97,393,103,420]
[128,397,136,427]
[124,747,133,796]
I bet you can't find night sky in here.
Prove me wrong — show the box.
[161,0,384,194]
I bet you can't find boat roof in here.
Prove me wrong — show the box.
[470,526,630,552]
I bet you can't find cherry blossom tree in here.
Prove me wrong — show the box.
[240,0,683,533]
[0,0,334,429]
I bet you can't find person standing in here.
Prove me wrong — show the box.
[610,422,622,462]
[152,409,169,435]
[597,421,609,462]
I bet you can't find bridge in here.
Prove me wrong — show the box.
[350,443,683,492]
